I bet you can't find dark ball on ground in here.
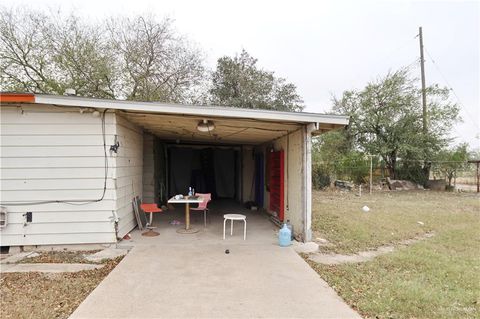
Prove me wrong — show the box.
[225,249,230,254]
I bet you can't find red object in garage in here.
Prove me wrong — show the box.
[269,150,284,221]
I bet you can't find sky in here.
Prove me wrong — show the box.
[2,0,479,147]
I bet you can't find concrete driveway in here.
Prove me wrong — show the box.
[70,203,361,319]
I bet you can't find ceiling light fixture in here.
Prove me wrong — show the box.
[197,119,215,132]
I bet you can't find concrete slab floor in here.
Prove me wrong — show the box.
[70,201,361,319]
[0,251,37,264]
[121,199,280,247]
[85,248,128,263]
[2,263,104,273]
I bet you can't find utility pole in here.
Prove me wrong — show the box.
[419,26,431,183]
[419,26,427,134]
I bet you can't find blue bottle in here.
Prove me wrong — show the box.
[279,224,292,247]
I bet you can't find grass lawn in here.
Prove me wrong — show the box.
[308,190,480,319]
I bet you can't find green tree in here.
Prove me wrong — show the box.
[210,50,303,111]
[312,130,373,187]
[332,68,460,180]
[312,130,350,182]
[433,143,469,187]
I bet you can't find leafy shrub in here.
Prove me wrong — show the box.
[312,164,331,189]
[336,152,370,185]
[396,163,427,185]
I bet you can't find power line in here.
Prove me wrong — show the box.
[404,58,420,71]
[383,35,418,63]
[424,46,480,132]
[347,36,418,89]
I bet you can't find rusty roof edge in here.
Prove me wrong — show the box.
[0,92,35,103]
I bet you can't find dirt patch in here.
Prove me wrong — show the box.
[0,256,123,319]
[19,250,102,264]
[308,232,435,265]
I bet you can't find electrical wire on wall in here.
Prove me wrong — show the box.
[0,109,110,206]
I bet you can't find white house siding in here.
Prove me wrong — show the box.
[142,133,155,203]
[0,104,118,246]
[113,115,143,238]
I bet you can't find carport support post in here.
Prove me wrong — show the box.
[302,123,315,242]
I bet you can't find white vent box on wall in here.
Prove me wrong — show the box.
[0,207,7,228]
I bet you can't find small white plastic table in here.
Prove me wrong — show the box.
[223,214,247,240]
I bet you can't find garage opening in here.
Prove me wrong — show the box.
[161,143,242,201]
[116,107,343,241]
[138,134,276,239]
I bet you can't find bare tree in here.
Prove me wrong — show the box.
[45,13,116,98]
[0,7,115,97]
[107,15,205,103]
[0,8,56,93]
[0,7,206,103]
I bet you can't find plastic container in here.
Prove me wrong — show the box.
[286,219,294,240]
[279,224,292,247]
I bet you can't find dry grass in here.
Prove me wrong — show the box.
[0,256,124,319]
[312,190,479,254]
[19,250,102,264]
[308,190,480,319]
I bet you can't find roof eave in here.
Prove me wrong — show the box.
[23,94,349,126]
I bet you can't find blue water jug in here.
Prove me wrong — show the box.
[279,224,292,247]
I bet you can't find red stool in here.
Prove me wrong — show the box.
[140,203,162,237]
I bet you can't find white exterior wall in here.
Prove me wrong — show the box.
[0,105,142,247]
[0,105,118,246]
[113,115,143,239]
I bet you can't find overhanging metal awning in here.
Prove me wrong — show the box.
[119,111,304,144]
[2,93,349,144]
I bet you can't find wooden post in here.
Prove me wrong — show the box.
[369,155,373,194]
[477,162,479,193]
[419,27,428,135]
[468,160,480,193]
[419,27,431,183]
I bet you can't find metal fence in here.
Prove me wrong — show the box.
[312,160,480,193]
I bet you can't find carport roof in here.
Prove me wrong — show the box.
[1,93,349,144]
